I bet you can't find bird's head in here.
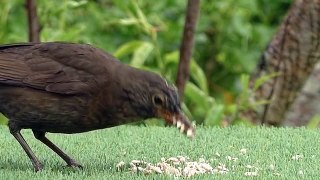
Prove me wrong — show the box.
[123,69,195,138]
[150,84,195,138]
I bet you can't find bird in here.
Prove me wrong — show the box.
[0,42,195,171]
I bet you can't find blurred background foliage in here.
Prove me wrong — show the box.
[0,0,292,126]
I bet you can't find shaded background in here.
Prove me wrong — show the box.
[0,0,293,126]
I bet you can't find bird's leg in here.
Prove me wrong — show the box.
[10,130,43,171]
[32,130,83,168]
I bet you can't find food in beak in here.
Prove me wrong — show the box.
[160,110,195,138]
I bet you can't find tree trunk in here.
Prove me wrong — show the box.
[26,0,41,42]
[175,0,200,98]
[245,0,320,126]
[284,62,320,126]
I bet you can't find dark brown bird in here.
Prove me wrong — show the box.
[0,42,195,171]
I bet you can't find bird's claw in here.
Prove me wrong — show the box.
[65,160,83,169]
[34,163,44,172]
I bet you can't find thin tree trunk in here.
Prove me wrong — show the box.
[175,0,200,98]
[26,0,40,42]
[244,0,320,126]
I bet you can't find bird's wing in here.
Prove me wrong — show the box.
[0,42,118,95]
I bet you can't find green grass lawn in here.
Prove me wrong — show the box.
[0,125,320,179]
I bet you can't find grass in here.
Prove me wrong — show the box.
[0,125,320,179]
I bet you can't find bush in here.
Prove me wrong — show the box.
[0,0,292,126]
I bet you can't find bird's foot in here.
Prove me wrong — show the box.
[65,160,83,169]
[33,162,44,172]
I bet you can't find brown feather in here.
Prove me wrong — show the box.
[0,42,112,95]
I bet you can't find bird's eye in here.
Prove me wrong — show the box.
[153,95,164,107]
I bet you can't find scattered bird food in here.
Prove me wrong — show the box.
[116,156,225,177]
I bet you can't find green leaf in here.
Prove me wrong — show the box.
[204,104,224,126]
[239,74,250,103]
[253,72,279,91]
[67,0,87,8]
[185,82,212,111]
[113,41,144,58]
[131,42,154,68]
[190,60,209,94]
[164,51,179,65]
[132,1,152,35]
[307,115,320,129]
[118,18,139,26]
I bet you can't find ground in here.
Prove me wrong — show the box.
[0,125,319,179]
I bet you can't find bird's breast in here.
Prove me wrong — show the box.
[0,86,100,133]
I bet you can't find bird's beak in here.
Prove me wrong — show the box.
[157,109,195,138]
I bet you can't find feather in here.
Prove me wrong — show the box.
[0,42,111,95]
